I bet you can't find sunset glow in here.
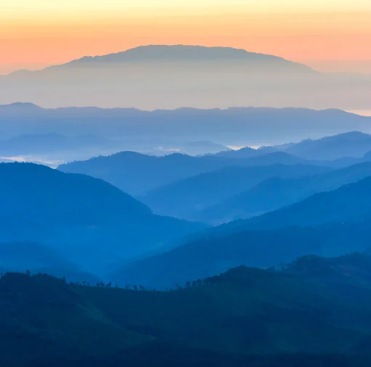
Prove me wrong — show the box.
[1,0,371,74]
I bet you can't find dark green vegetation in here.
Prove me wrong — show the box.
[0,163,205,275]
[140,164,328,219]
[5,130,371,366]
[0,242,100,283]
[3,254,371,366]
[113,222,371,288]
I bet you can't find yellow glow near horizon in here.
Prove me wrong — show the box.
[1,0,371,74]
[3,0,371,12]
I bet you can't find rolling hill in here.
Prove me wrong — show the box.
[59,151,327,196]
[196,162,371,224]
[0,242,99,283]
[236,175,371,231]
[4,254,371,365]
[0,103,370,149]
[0,163,205,275]
[139,164,329,219]
[217,131,371,161]
[112,221,371,289]
[117,174,371,287]
[59,152,231,195]
[284,131,371,160]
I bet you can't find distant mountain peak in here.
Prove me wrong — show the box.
[2,102,42,110]
[57,45,313,72]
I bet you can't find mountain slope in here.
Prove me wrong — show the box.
[285,131,371,160]
[197,162,371,223]
[238,176,371,231]
[62,45,313,72]
[59,152,231,195]
[0,242,100,283]
[0,272,151,367]
[59,151,326,196]
[2,45,371,110]
[193,174,371,241]
[0,104,370,148]
[140,164,329,219]
[112,221,371,289]
[4,254,371,365]
[0,163,205,273]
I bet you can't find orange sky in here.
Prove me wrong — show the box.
[1,1,371,74]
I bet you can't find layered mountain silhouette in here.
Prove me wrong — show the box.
[0,242,99,283]
[59,152,231,195]
[185,174,371,243]
[236,176,371,231]
[2,45,371,110]
[0,133,117,160]
[0,163,205,274]
[196,162,371,223]
[4,254,371,366]
[155,140,228,155]
[1,103,370,148]
[115,222,371,289]
[59,151,328,196]
[63,45,313,70]
[218,131,371,161]
[139,164,329,219]
[0,131,228,161]
[283,131,371,160]
[118,175,371,287]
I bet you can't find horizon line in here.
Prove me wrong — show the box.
[0,102,368,117]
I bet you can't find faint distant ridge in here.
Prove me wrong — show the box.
[52,45,314,72]
[0,102,42,111]
[3,46,371,110]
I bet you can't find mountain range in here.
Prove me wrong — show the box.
[0,163,205,276]
[116,174,371,287]
[4,254,371,366]
[139,164,329,219]
[278,131,371,160]
[217,131,371,161]
[0,103,370,149]
[196,162,371,223]
[1,45,371,110]
[4,43,371,367]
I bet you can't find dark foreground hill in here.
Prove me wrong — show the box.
[3,254,371,366]
[0,163,205,274]
[0,242,100,283]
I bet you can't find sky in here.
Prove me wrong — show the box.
[1,0,371,74]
